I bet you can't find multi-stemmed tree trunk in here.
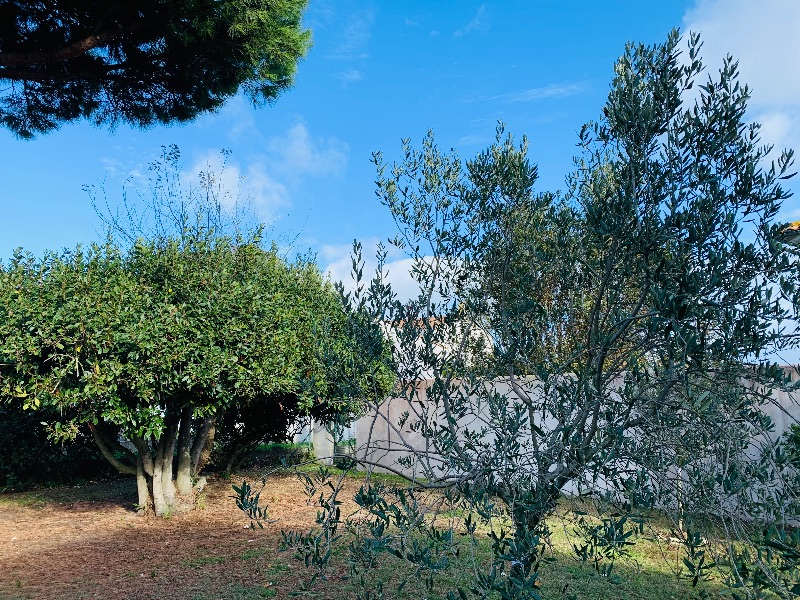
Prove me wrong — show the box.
[88,412,216,515]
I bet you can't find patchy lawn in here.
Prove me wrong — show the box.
[0,473,722,599]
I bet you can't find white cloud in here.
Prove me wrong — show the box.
[98,145,151,186]
[97,121,349,225]
[784,206,800,221]
[322,240,425,303]
[683,0,800,153]
[99,157,124,179]
[240,164,291,215]
[182,150,243,212]
[484,82,586,103]
[683,0,800,108]
[454,5,489,38]
[182,150,289,217]
[215,95,261,143]
[177,123,348,222]
[336,68,365,86]
[757,111,800,153]
[326,7,375,59]
[267,123,349,178]
[683,0,800,222]
[455,133,489,147]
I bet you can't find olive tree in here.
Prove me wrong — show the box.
[260,31,800,599]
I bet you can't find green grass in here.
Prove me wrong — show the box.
[233,469,729,599]
[181,555,227,569]
[287,537,721,600]
[190,583,277,599]
[287,462,425,487]
[0,494,44,509]
[241,547,267,561]
[255,441,312,452]
[273,494,727,600]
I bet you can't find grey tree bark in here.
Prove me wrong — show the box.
[89,411,216,516]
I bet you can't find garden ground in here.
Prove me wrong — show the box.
[0,472,722,599]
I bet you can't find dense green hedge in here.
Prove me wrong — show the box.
[238,442,313,471]
[0,404,115,490]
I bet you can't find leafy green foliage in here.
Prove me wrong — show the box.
[234,441,314,471]
[244,466,463,599]
[0,209,390,514]
[0,0,311,138]
[1,232,339,419]
[0,402,115,490]
[232,479,274,529]
[785,424,800,468]
[211,393,312,474]
[725,527,800,599]
[279,467,346,588]
[571,513,639,582]
[680,527,716,588]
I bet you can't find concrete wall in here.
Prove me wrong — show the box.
[350,373,800,486]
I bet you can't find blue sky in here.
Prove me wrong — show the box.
[0,0,798,291]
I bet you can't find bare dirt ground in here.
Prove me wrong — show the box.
[0,472,720,600]
[0,473,348,600]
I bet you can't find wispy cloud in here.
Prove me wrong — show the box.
[454,5,489,38]
[682,0,800,136]
[215,95,260,143]
[326,7,375,60]
[482,82,586,103]
[683,0,800,110]
[96,121,348,227]
[336,68,364,87]
[98,145,156,189]
[757,111,800,153]
[99,157,125,179]
[182,150,289,217]
[682,0,800,221]
[455,134,489,147]
[267,123,349,178]
[176,123,348,222]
